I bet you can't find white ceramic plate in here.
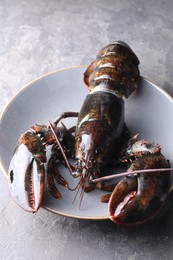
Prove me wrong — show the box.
[0,66,173,219]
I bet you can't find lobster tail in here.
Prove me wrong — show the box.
[84,41,140,98]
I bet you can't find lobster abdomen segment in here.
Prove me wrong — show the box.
[84,41,140,98]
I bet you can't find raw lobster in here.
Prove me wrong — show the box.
[7,41,172,225]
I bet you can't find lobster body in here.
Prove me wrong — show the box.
[74,41,139,183]
[75,92,124,169]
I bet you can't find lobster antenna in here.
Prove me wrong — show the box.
[72,176,83,204]
[49,121,73,174]
[69,180,82,191]
[78,174,87,209]
[72,174,88,208]
[91,167,173,183]
[79,186,85,209]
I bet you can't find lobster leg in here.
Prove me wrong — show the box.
[53,112,79,125]
[46,155,63,199]
[108,154,171,225]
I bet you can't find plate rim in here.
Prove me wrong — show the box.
[42,204,109,220]
[0,66,173,220]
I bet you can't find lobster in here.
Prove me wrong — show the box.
[93,136,172,225]
[7,41,172,225]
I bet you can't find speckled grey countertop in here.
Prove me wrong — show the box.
[0,1,173,260]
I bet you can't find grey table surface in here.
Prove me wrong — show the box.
[0,0,173,260]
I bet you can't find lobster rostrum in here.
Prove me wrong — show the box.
[7,41,172,225]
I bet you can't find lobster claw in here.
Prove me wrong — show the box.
[108,157,171,226]
[8,131,46,212]
[108,176,138,225]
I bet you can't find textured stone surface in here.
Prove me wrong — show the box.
[0,0,173,259]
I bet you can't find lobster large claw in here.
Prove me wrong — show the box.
[8,131,46,212]
[108,155,171,226]
[7,123,75,212]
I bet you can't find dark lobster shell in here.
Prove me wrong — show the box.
[84,41,140,98]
